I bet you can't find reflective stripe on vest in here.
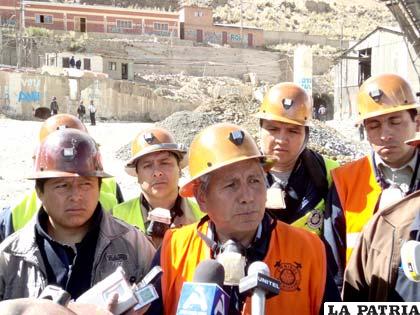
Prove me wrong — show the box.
[291,157,340,235]
[332,156,382,262]
[112,196,203,233]
[11,180,119,232]
[160,219,326,315]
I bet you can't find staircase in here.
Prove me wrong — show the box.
[381,0,420,56]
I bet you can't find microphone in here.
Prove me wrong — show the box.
[401,240,420,282]
[239,261,280,315]
[176,259,230,315]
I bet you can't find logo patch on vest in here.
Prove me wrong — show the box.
[274,261,302,291]
[306,209,323,230]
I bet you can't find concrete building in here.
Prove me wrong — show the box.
[179,5,264,48]
[332,27,419,119]
[1,1,179,36]
[45,52,134,80]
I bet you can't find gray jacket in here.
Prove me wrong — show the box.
[0,209,156,300]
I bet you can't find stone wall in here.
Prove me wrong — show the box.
[0,69,195,121]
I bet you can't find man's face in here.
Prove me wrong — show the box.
[197,159,266,239]
[260,119,306,171]
[37,176,99,229]
[136,151,180,200]
[365,110,418,167]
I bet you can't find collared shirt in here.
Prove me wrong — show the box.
[35,205,102,299]
[376,149,419,192]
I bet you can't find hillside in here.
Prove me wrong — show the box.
[52,0,397,40]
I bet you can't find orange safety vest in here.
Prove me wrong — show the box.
[160,219,326,315]
[332,156,382,262]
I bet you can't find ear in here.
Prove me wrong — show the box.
[194,185,208,214]
[35,185,44,203]
[415,114,420,132]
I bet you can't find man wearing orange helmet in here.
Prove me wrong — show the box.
[255,82,339,236]
[146,123,340,315]
[0,129,155,301]
[324,73,420,289]
[342,132,420,301]
[0,114,123,242]
[112,127,203,247]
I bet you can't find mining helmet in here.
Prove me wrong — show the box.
[357,73,419,122]
[255,82,313,126]
[39,114,88,143]
[28,129,111,179]
[405,132,420,147]
[179,123,275,197]
[125,127,186,176]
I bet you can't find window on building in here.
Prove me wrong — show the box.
[63,57,70,68]
[35,14,53,24]
[116,20,132,29]
[153,22,169,31]
[108,61,117,71]
[194,11,203,17]
[84,58,91,70]
[358,48,372,86]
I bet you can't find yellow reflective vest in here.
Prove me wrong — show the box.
[288,157,339,235]
[11,177,119,232]
[112,195,204,232]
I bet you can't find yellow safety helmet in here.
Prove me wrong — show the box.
[179,123,275,197]
[39,114,88,143]
[255,82,312,126]
[125,127,186,176]
[357,73,419,122]
[405,132,420,147]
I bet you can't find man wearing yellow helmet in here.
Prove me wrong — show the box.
[112,127,203,247]
[324,73,419,289]
[0,114,123,242]
[255,82,339,236]
[146,123,340,315]
[342,132,420,301]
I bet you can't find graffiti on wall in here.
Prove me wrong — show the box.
[298,77,312,93]
[204,32,221,44]
[82,80,102,104]
[18,78,41,103]
[230,34,243,42]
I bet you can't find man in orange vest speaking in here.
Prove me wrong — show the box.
[324,73,419,289]
[145,123,340,315]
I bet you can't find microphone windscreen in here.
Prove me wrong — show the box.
[192,259,225,287]
[248,261,270,276]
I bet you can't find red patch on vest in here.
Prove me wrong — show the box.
[273,261,302,291]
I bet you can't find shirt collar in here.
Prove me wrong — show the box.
[375,148,418,173]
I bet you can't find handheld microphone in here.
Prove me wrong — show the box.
[239,261,280,315]
[401,240,420,282]
[176,259,230,315]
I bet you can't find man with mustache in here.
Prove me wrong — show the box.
[0,129,155,301]
[324,73,419,289]
[112,127,203,247]
[146,123,339,315]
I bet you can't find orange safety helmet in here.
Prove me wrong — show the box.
[28,129,111,179]
[357,73,419,122]
[255,82,313,126]
[125,127,186,176]
[39,114,88,143]
[405,132,420,147]
[179,123,275,197]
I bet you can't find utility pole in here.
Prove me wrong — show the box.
[240,0,243,48]
[16,0,24,68]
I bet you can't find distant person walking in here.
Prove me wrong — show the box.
[50,96,59,116]
[69,56,75,68]
[88,100,96,126]
[76,59,82,70]
[318,104,327,121]
[77,100,86,122]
